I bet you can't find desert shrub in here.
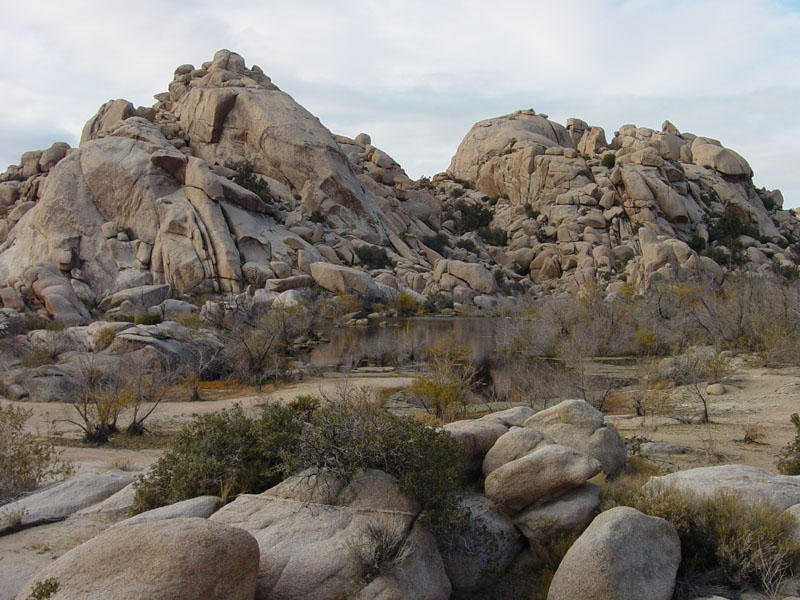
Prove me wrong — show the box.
[132,398,318,513]
[454,238,476,253]
[394,291,420,315]
[308,209,326,224]
[688,235,706,253]
[410,339,478,421]
[133,313,162,326]
[233,160,272,202]
[173,312,204,329]
[477,226,507,246]
[26,579,59,600]
[524,203,540,219]
[289,401,463,518]
[426,291,454,312]
[777,413,800,475]
[355,245,390,270]
[601,153,616,169]
[604,479,800,597]
[21,344,59,368]
[453,200,493,233]
[348,517,414,581]
[0,405,73,502]
[422,232,449,253]
[93,326,117,351]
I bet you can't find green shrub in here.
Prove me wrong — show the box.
[106,314,135,323]
[233,160,272,202]
[26,579,59,600]
[355,245,390,270]
[132,399,317,512]
[133,397,463,527]
[94,326,117,351]
[688,235,706,253]
[290,402,463,517]
[1,405,73,502]
[601,153,616,169]
[453,200,493,233]
[394,291,420,315]
[133,313,162,326]
[576,168,594,180]
[422,233,449,254]
[309,210,326,224]
[454,239,476,253]
[524,203,540,219]
[777,413,800,475]
[477,226,507,246]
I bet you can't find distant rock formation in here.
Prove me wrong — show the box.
[1,50,797,320]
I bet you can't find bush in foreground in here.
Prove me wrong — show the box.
[132,398,317,512]
[1,405,73,503]
[603,468,799,598]
[132,396,463,521]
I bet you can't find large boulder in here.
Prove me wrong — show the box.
[0,470,136,532]
[547,507,681,600]
[309,262,380,297]
[440,494,524,593]
[691,138,753,177]
[445,260,497,294]
[174,50,387,239]
[210,468,451,600]
[482,426,553,477]
[448,110,573,201]
[524,399,626,476]
[513,483,600,546]
[443,419,508,473]
[484,444,601,514]
[111,495,222,529]
[648,465,800,511]
[14,518,259,600]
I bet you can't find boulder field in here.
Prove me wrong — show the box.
[1,49,797,322]
[9,400,800,599]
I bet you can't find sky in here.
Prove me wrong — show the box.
[1,0,799,207]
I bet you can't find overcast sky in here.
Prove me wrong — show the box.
[2,0,798,207]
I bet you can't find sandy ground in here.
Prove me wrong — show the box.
[606,364,800,472]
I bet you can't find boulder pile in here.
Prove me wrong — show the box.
[0,50,797,321]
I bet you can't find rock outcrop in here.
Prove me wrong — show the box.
[1,49,798,319]
[210,468,451,600]
[14,518,259,600]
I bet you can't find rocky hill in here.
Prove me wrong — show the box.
[1,49,797,322]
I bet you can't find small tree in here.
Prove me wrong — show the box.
[124,352,177,436]
[176,329,224,401]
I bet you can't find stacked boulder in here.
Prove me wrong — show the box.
[439,400,627,593]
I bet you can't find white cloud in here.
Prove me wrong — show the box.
[1,0,798,206]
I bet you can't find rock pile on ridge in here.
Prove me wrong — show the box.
[1,50,798,322]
